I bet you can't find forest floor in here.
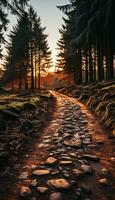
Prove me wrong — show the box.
[0,90,114,200]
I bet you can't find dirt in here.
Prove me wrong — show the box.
[0,91,114,200]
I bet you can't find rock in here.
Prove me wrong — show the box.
[50,192,63,200]
[31,164,38,170]
[69,153,77,157]
[47,178,70,189]
[37,187,48,193]
[109,129,115,138]
[51,170,60,175]
[82,154,100,162]
[32,169,50,176]
[100,168,109,176]
[81,165,93,174]
[64,140,82,148]
[98,178,108,185]
[110,157,115,162]
[19,172,28,180]
[46,157,57,165]
[60,161,72,165]
[30,179,38,187]
[38,143,45,148]
[2,110,19,120]
[20,186,31,197]
[73,169,84,177]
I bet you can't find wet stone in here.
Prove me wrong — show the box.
[37,187,48,193]
[47,178,70,189]
[32,169,50,176]
[38,143,45,148]
[64,140,82,148]
[46,157,57,165]
[20,186,31,197]
[98,178,109,185]
[19,172,29,180]
[81,165,93,174]
[50,192,63,200]
[73,169,84,177]
[30,179,38,187]
[31,164,38,170]
[60,160,72,165]
[100,168,109,176]
[82,154,100,162]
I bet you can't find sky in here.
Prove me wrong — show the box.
[6,0,69,67]
[30,0,69,64]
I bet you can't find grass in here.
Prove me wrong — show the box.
[0,94,41,113]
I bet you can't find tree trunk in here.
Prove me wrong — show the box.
[88,43,93,82]
[30,43,34,89]
[84,48,88,83]
[77,48,82,84]
[34,55,37,89]
[38,53,41,90]
[106,31,113,80]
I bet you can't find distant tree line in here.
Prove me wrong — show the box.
[57,0,115,84]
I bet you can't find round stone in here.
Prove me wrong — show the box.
[50,192,63,200]
[46,157,57,165]
[37,187,48,193]
[30,179,38,187]
[81,164,93,174]
[98,178,108,185]
[47,178,70,189]
[32,169,50,176]
[20,186,31,197]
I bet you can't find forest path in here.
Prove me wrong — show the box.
[1,91,115,200]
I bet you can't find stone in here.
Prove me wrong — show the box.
[73,169,83,177]
[82,154,100,162]
[98,178,108,185]
[110,157,115,161]
[69,153,77,157]
[38,143,45,148]
[81,165,93,174]
[19,171,28,180]
[101,168,109,176]
[31,164,38,170]
[46,157,57,165]
[64,140,82,148]
[60,161,72,165]
[20,186,31,197]
[50,192,63,200]
[51,170,60,175]
[32,169,50,176]
[47,178,70,189]
[37,187,48,193]
[30,179,38,187]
